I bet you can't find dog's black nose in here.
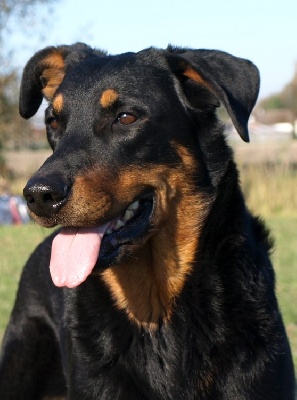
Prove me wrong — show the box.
[23,177,70,217]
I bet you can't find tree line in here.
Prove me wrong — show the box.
[259,64,297,116]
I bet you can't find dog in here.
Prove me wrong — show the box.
[0,43,295,399]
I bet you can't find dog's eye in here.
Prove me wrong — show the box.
[116,113,138,125]
[50,119,59,130]
[46,117,59,130]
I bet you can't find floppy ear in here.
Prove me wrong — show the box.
[19,43,100,119]
[166,48,260,142]
[19,46,70,119]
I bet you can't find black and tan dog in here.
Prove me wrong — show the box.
[0,43,295,399]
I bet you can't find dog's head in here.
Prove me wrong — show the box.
[20,43,259,321]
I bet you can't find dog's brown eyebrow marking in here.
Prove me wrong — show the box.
[53,94,64,114]
[100,89,119,108]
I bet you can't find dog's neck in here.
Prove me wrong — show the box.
[100,145,215,328]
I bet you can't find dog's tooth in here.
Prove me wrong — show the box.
[127,200,140,211]
[123,209,134,221]
[114,219,125,230]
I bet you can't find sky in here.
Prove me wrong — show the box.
[5,0,297,99]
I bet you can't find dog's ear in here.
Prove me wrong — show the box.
[166,48,260,142]
[19,46,69,118]
[19,43,101,119]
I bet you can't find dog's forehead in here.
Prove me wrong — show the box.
[62,49,174,98]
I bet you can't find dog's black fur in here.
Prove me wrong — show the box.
[0,43,295,399]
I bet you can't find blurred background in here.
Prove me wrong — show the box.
[0,0,296,384]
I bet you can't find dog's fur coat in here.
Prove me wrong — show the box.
[0,43,295,399]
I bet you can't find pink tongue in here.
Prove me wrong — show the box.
[49,224,108,288]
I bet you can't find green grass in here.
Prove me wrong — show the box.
[0,217,297,377]
[240,164,297,217]
[267,216,297,371]
[0,225,51,336]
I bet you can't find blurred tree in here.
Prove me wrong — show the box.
[258,64,297,139]
[281,64,297,116]
[1,0,48,30]
[0,0,58,155]
[259,63,297,116]
[259,95,286,110]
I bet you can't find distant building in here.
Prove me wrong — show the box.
[254,109,296,139]
[254,108,294,125]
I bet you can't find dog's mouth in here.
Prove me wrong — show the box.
[49,193,155,288]
[100,193,154,260]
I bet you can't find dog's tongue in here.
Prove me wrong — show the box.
[50,225,108,288]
